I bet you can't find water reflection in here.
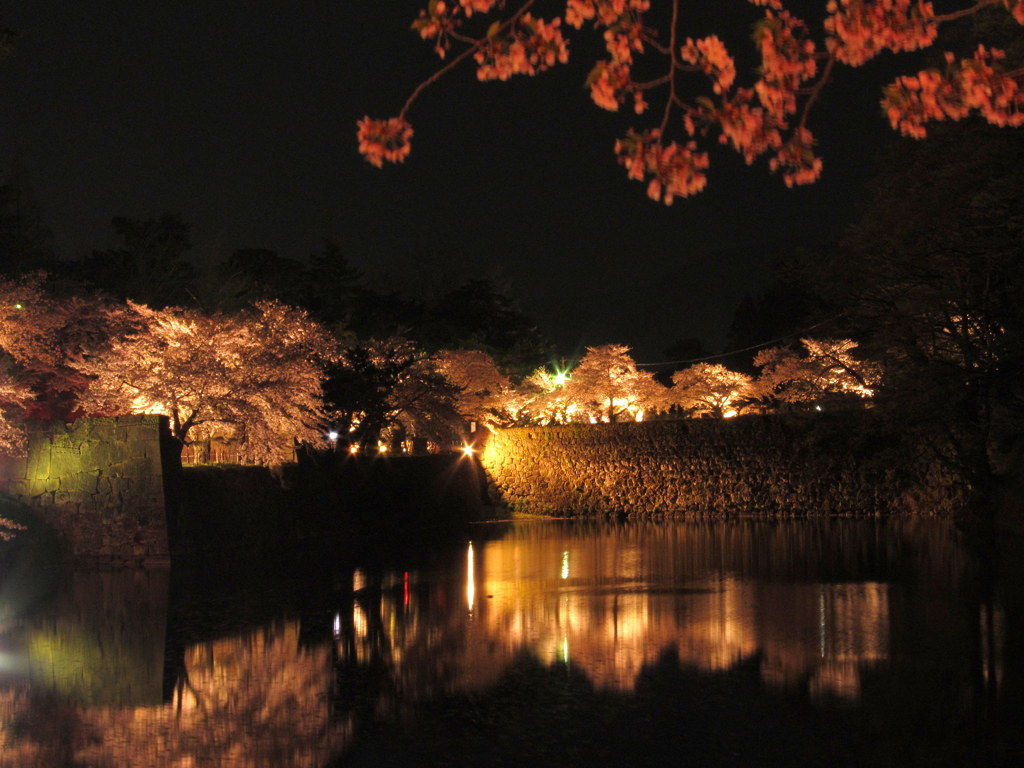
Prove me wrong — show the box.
[472,523,895,699]
[4,569,168,706]
[0,573,347,768]
[467,541,476,614]
[0,518,1019,767]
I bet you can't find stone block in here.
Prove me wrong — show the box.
[32,493,55,512]
[87,441,127,469]
[71,418,96,439]
[140,450,163,476]
[25,444,51,479]
[0,454,26,484]
[60,470,100,496]
[109,475,133,494]
[25,477,53,497]
[49,444,87,477]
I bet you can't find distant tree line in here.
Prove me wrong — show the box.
[2,117,1023,511]
[0,195,558,462]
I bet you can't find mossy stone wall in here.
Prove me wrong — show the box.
[480,414,965,517]
[0,415,172,565]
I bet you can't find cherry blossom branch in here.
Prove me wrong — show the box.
[933,0,1003,24]
[660,0,682,136]
[798,53,836,133]
[363,0,1024,199]
[643,33,671,57]
[400,0,540,120]
[634,74,672,90]
[399,43,481,121]
[447,30,482,46]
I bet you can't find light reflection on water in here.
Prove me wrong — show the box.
[0,517,1019,767]
[471,522,892,698]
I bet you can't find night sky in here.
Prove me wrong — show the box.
[1,1,896,361]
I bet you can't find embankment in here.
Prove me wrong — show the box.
[0,416,489,565]
[480,413,966,517]
[1,411,977,565]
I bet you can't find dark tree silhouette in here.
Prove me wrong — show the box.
[827,122,1024,494]
[75,214,196,307]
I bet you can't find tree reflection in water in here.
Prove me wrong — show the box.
[2,621,348,768]
[472,521,896,698]
[0,518,1021,767]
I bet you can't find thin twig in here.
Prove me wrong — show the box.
[400,0,539,120]
[660,0,681,136]
[634,74,672,90]
[933,0,1002,24]
[798,53,836,133]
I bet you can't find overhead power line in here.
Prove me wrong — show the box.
[634,315,843,369]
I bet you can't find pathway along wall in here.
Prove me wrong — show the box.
[479,414,966,517]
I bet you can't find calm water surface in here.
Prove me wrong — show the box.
[1,517,1022,767]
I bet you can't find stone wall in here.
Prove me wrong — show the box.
[480,414,966,518]
[0,415,172,566]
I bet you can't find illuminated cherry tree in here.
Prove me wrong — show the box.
[670,362,755,418]
[73,300,336,464]
[561,344,663,422]
[431,348,515,428]
[0,273,138,423]
[0,274,66,366]
[325,336,464,448]
[510,366,579,424]
[0,273,132,454]
[754,337,879,405]
[0,276,45,458]
[0,373,30,457]
[359,1,1024,203]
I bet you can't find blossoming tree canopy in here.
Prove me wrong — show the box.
[431,348,514,427]
[0,274,135,452]
[0,274,142,421]
[670,362,755,417]
[324,336,467,447]
[0,276,48,455]
[564,343,663,421]
[358,0,1024,203]
[0,373,31,457]
[72,300,337,465]
[754,337,880,402]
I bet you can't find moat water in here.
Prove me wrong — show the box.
[1,517,1022,767]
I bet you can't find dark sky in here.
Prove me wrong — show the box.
[0,1,894,361]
